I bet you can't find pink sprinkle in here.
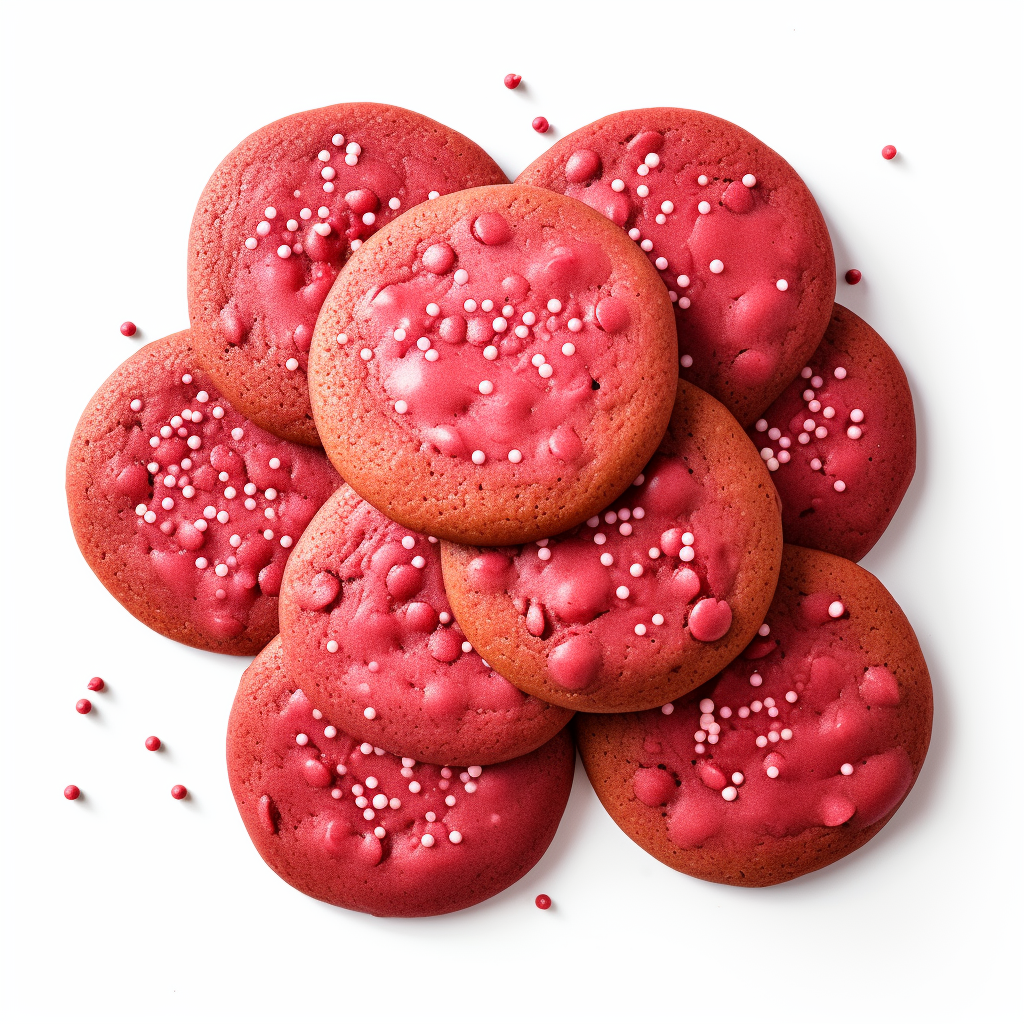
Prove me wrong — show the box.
[532,116,550,134]
[120,321,137,337]
[504,73,522,89]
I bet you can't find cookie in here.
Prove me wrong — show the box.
[279,485,573,764]
[188,103,508,445]
[575,545,932,886]
[228,637,575,917]
[66,333,340,655]
[750,304,916,561]
[441,380,783,713]
[308,183,679,545]
[517,108,836,425]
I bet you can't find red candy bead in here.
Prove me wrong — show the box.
[87,676,105,691]
[535,894,552,910]
[76,699,92,715]
[504,73,522,90]
[881,145,897,160]
[64,785,81,801]
[171,784,188,800]
[845,269,862,285]
[532,117,550,134]
[120,321,137,337]
[145,736,162,751]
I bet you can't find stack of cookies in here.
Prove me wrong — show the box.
[66,103,931,916]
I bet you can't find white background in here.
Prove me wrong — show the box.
[1,2,1020,1021]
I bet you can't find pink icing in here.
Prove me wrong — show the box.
[338,210,645,477]
[113,363,338,638]
[630,589,915,849]
[220,124,491,380]
[282,493,569,761]
[555,133,815,386]
[466,452,737,692]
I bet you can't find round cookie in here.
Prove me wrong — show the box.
[575,545,932,886]
[441,380,783,713]
[308,183,679,545]
[228,637,575,917]
[749,304,916,562]
[188,103,508,445]
[517,108,836,425]
[279,485,573,765]
[67,333,340,655]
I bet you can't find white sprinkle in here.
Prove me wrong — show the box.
[640,239,653,251]
[245,237,257,249]
[662,201,675,214]
[742,173,757,187]
[420,834,435,848]
[285,357,299,371]
[698,201,711,214]
[394,400,409,415]
[268,457,281,469]
[766,765,780,778]
[630,563,643,577]
[828,601,845,618]
[402,536,416,550]
[709,259,724,274]
[508,449,522,464]
[697,175,708,186]
[616,586,630,600]
[363,707,376,720]
[547,299,562,313]
[428,191,440,200]
[538,363,553,378]
[594,533,606,545]
[326,640,338,653]
[722,787,738,802]
[389,198,401,210]
[295,733,308,746]
[655,257,668,270]
[834,480,847,492]
[634,624,647,636]
[600,553,614,566]
[483,345,498,360]
[454,268,469,285]
[841,763,854,776]
[662,703,674,715]
[280,536,293,548]
[834,367,848,379]
[637,185,650,197]
[637,164,650,176]
[567,318,583,332]
[277,244,292,258]
[478,379,494,395]
[611,179,625,192]
[471,450,486,465]
[562,342,576,356]
[850,408,865,423]
[776,279,789,291]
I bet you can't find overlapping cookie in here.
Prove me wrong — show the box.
[441,381,783,712]
[188,103,508,445]
[517,108,836,425]
[228,638,575,917]
[66,333,340,654]
[749,303,916,561]
[279,485,573,765]
[575,545,932,886]
[308,183,679,545]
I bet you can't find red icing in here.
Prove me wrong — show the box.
[630,589,914,850]
[532,116,550,134]
[468,452,737,690]
[112,361,338,640]
[504,73,522,90]
[282,492,569,763]
[339,211,645,478]
[87,676,105,691]
[555,135,811,385]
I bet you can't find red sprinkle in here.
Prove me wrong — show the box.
[76,698,92,715]
[64,785,81,801]
[504,73,522,90]
[535,894,552,910]
[171,784,188,800]
[845,269,862,285]
[87,676,105,691]
[532,117,550,134]
[145,736,162,752]
[120,321,137,337]
[881,145,897,160]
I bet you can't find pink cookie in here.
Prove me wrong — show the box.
[517,108,836,425]
[188,103,508,445]
[67,333,340,654]
[279,485,573,765]
[228,637,575,917]
[576,545,932,886]
[749,303,916,561]
[308,183,679,545]
[441,382,783,713]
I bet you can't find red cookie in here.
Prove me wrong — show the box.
[279,485,573,765]
[228,637,575,917]
[749,304,916,561]
[517,108,836,425]
[188,103,508,445]
[67,333,340,654]
[576,545,932,886]
[441,381,783,713]
[309,183,678,545]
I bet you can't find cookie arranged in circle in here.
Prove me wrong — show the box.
[749,304,916,562]
[188,103,508,445]
[279,485,573,765]
[517,108,836,425]
[309,183,679,545]
[441,381,783,713]
[67,333,340,654]
[575,545,932,886]
[228,637,575,917]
